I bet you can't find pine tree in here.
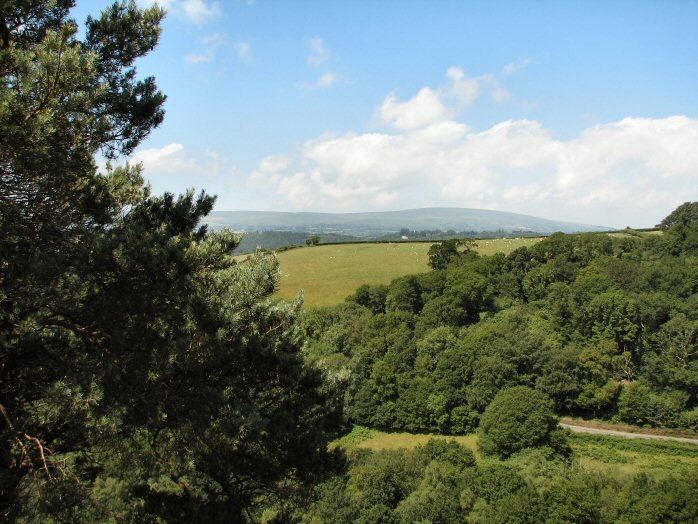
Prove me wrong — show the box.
[0,2,340,521]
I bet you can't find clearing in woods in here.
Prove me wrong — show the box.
[337,426,698,480]
[273,237,542,307]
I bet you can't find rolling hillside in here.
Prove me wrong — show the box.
[271,238,543,307]
[208,207,611,236]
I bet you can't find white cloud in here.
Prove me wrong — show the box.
[439,67,518,108]
[316,71,338,88]
[243,111,698,226]
[185,33,226,65]
[260,155,291,174]
[503,183,550,203]
[131,142,225,179]
[234,41,252,62]
[182,0,221,25]
[248,155,291,187]
[444,67,480,106]
[132,142,186,168]
[298,71,338,91]
[245,66,697,226]
[307,37,330,65]
[298,37,339,90]
[139,0,175,9]
[184,51,211,65]
[491,85,511,103]
[143,0,221,24]
[380,88,448,130]
[502,57,532,77]
[378,65,519,130]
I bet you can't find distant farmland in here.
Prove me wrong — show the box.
[272,237,543,307]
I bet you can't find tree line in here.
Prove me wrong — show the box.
[295,435,698,523]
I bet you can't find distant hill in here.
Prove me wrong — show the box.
[232,231,360,255]
[207,208,611,236]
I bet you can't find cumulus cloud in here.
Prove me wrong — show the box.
[443,69,511,106]
[380,88,448,130]
[244,113,698,226]
[248,155,291,186]
[259,155,290,174]
[132,143,187,169]
[378,66,520,131]
[142,0,221,24]
[182,0,221,25]
[444,67,481,106]
[246,65,696,226]
[131,142,224,178]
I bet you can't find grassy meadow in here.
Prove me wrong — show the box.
[570,433,698,479]
[273,237,543,307]
[337,426,698,480]
[273,243,431,306]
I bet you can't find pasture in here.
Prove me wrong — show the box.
[273,237,543,307]
[337,426,698,479]
[572,433,698,479]
[349,427,479,454]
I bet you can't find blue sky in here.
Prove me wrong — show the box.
[72,0,698,228]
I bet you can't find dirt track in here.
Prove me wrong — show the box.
[560,423,698,445]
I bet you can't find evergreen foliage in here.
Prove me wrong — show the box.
[0,2,340,520]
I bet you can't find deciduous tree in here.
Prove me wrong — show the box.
[478,386,564,458]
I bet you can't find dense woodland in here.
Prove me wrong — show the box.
[297,434,698,523]
[303,216,698,435]
[291,208,698,522]
[1,2,697,522]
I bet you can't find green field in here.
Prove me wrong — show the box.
[337,427,698,479]
[274,243,431,306]
[356,429,479,454]
[570,433,698,479]
[273,237,543,307]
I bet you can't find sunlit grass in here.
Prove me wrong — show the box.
[473,236,543,256]
[333,426,698,479]
[356,430,480,455]
[274,243,431,307]
[569,433,698,480]
[273,237,544,307]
